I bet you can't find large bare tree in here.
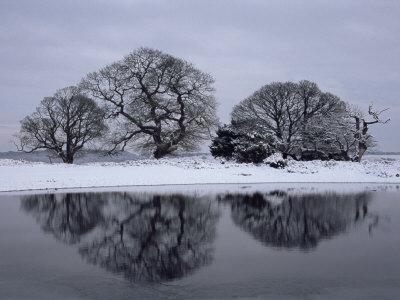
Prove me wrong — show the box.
[16,86,107,163]
[81,48,219,158]
[231,81,346,159]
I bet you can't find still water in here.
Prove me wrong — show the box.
[0,184,399,299]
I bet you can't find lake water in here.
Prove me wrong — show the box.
[0,184,399,299]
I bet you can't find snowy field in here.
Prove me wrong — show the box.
[0,152,399,192]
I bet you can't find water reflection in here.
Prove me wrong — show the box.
[7,188,399,299]
[21,189,375,282]
[219,191,372,249]
[80,193,219,282]
[21,192,219,282]
[21,193,105,244]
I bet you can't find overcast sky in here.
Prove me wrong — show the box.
[1,0,399,152]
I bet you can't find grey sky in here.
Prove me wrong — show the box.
[1,0,399,152]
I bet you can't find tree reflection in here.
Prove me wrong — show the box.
[21,193,105,244]
[22,189,372,280]
[219,190,371,249]
[78,193,219,282]
[21,192,219,282]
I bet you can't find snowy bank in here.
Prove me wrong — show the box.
[0,155,399,192]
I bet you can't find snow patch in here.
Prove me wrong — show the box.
[0,155,399,192]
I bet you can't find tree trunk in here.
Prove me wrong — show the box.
[62,155,74,164]
[340,150,351,161]
[353,120,369,162]
[153,143,178,159]
[357,142,367,162]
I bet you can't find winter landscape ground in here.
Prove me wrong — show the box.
[0,152,399,192]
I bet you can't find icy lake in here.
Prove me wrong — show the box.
[0,184,399,299]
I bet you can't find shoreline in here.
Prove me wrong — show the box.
[1,181,398,196]
[1,155,399,193]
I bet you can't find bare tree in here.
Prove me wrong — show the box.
[330,113,358,161]
[300,100,354,161]
[231,82,300,158]
[350,104,390,162]
[16,86,107,163]
[231,81,346,159]
[81,48,219,158]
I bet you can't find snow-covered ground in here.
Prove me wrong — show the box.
[0,153,399,192]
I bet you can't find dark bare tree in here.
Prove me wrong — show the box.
[81,47,219,158]
[296,81,351,160]
[231,81,346,159]
[231,82,299,158]
[15,86,107,163]
[300,101,354,161]
[350,105,390,162]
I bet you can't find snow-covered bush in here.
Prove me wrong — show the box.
[210,124,275,164]
[264,153,287,169]
[210,125,239,161]
[232,132,274,163]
